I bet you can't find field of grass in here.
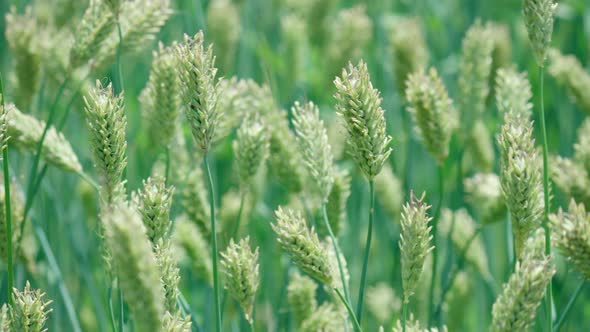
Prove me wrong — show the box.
[1,0,590,331]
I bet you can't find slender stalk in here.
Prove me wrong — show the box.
[554,281,586,331]
[356,179,375,323]
[164,147,171,186]
[334,288,362,332]
[231,191,246,241]
[0,76,13,306]
[401,300,408,332]
[108,286,117,332]
[427,165,445,325]
[118,287,124,331]
[321,204,351,305]
[204,154,222,332]
[539,67,553,331]
[77,172,100,192]
[116,20,125,93]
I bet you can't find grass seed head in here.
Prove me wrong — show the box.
[287,272,318,327]
[234,116,270,191]
[154,239,181,313]
[548,49,590,114]
[173,215,213,285]
[464,172,506,224]
[207,0,241,72]
[70,0,115,68]
[522,0,557,67]
[495,67,533,119]
[8,282,52,332]
[133,176,174,243]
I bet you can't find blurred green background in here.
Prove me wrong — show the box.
[1,0,590,331]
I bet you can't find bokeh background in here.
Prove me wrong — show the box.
[1,0,590,331]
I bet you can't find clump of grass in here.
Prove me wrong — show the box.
[490,229,555,331]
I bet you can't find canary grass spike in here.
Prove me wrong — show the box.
[102,203,165,331]
[548,49,590,114]
[549,200,590,280]
[220,237,259,323]
[374,164,404,222]
[458,20,493,130]
[7,282,52,332]
[133,176,174,243]
[206,0,240,72]
[70,0,115,67]
[383,15,428,93]
[291,101,335,201]
[550,156,590,207]
[272,207,333,285]
[405,67,455,164]
[522,0,558,67]
[464,173,506,224]
[574,118,590,173]
[172,215,213,285]
[463,120,495,172]
[175,31,224,152]
[400,192,434,302]
[5,7,41,111]
[181,168,211,237]
[334,61,392,180]
[141,43,181,148]
[327,5,372,75]
[155,239,181,313]
[300,304,343,332]
[84,81,127,204]
[162,312,191,332]
[491,229,555,331]
[498,113,544,256]
[0,179,24,264]
[392,313,447,332]
[233,117,270,191]
[6,104,82,174]
[366,283,401,324]
[495,67,533,119]
[287,272,318,327]
[316,168,351,238]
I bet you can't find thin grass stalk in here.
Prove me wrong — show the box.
[116,21,124,93]
[33,219,82,332]
[231,192,246,240]
[0,76,13,307]
[321,204,351,305]
[108,286,117,332]
[427,165,444,325]
[539,67,554,332]
[356,179,375,323]
[178,293,203,332]
[118,287,124,331]
[164,147,171,186]
[204,154,222,332]
[554,281,586,331]
[334,287,362,332]
[402,300,408,332]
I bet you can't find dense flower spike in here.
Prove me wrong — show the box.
[574,118,590,173]
[6,104,82,174]
[287,272,318,327]
[207,0,240,72]
[316,168,351,237]
[173,215,213,285]
[70,0,115,67]
[383,15,429,93]
[458,20,493,129]
[327,5,372,75]
[291,101,335,201]
[550,156,590,207]
[0,91,7,157]
[366,283,401,324]
[549,200,590,279]
[175,31,223,152]
[300,304,343,332]
[495,67,533,119]
[334,61,392,179]
[405,67,455,164]
[272,207,333,285]
[233,117,270,190]
[84,81,127,204]
[464,173,506,223]
[399,192,434,302]
[7,282,52,332]
[280,14,308,84]
[181,168,211,237]
[220,237,260,323]
[5,7,41,111]
[0,180,24,264]
[161,312,191,332]
[497,113,544,256]
[133,176,174,243]
[548,49,590,114]
[491,229,555,331]
[374,164,404,222]
[522,0,558,66]
[102,203,165,331]
[155,239,181,313]
[463,120,495,172]
[391,314,447,332]
[141,43,181,148]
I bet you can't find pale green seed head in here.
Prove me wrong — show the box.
[383,15,429,93]
[141,42,181,148]
[400,192,434,303]
[497,113,544,256]
[172,215,212,285]
[374,164,404,222]
[366,282,401,325]
[334,61,392,180]
[392,314,447,332]
[83,80,127,204]
[181,168,211,237]
[70,0,115,68]
[574,118,590,173]
[233,117,270,191]
[8,282,52,332]
[272,206,333,285]
[464,172,506,224]
[154,239,181,313]
[495,67,533,119]
[291,101,335,202]
[300,303,343,332]
[550,156,590,208]
[133,176,174,243]
[463,120,495,172]
[315,168,350,238]
[102,203,165,331]
[522,0,558,67]
[175,31,223,153]
[287,272,317,327]
[280,14,308,83]
[405,67,455,164]
[549,200,590,280]
[548,49,590,115]
[491,229,555,331]
[220,237,259,323]
[161,311,191,332]
[207,0,240,72]
[0,178,25,265]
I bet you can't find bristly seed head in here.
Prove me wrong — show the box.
[522,0,558,67]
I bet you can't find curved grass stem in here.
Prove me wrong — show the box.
[321,204,351,306]
[204,154,222,332]
[334,288,362,332]
[427,164,445,326]
[356,179,375,323]
[0,76,13,306]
